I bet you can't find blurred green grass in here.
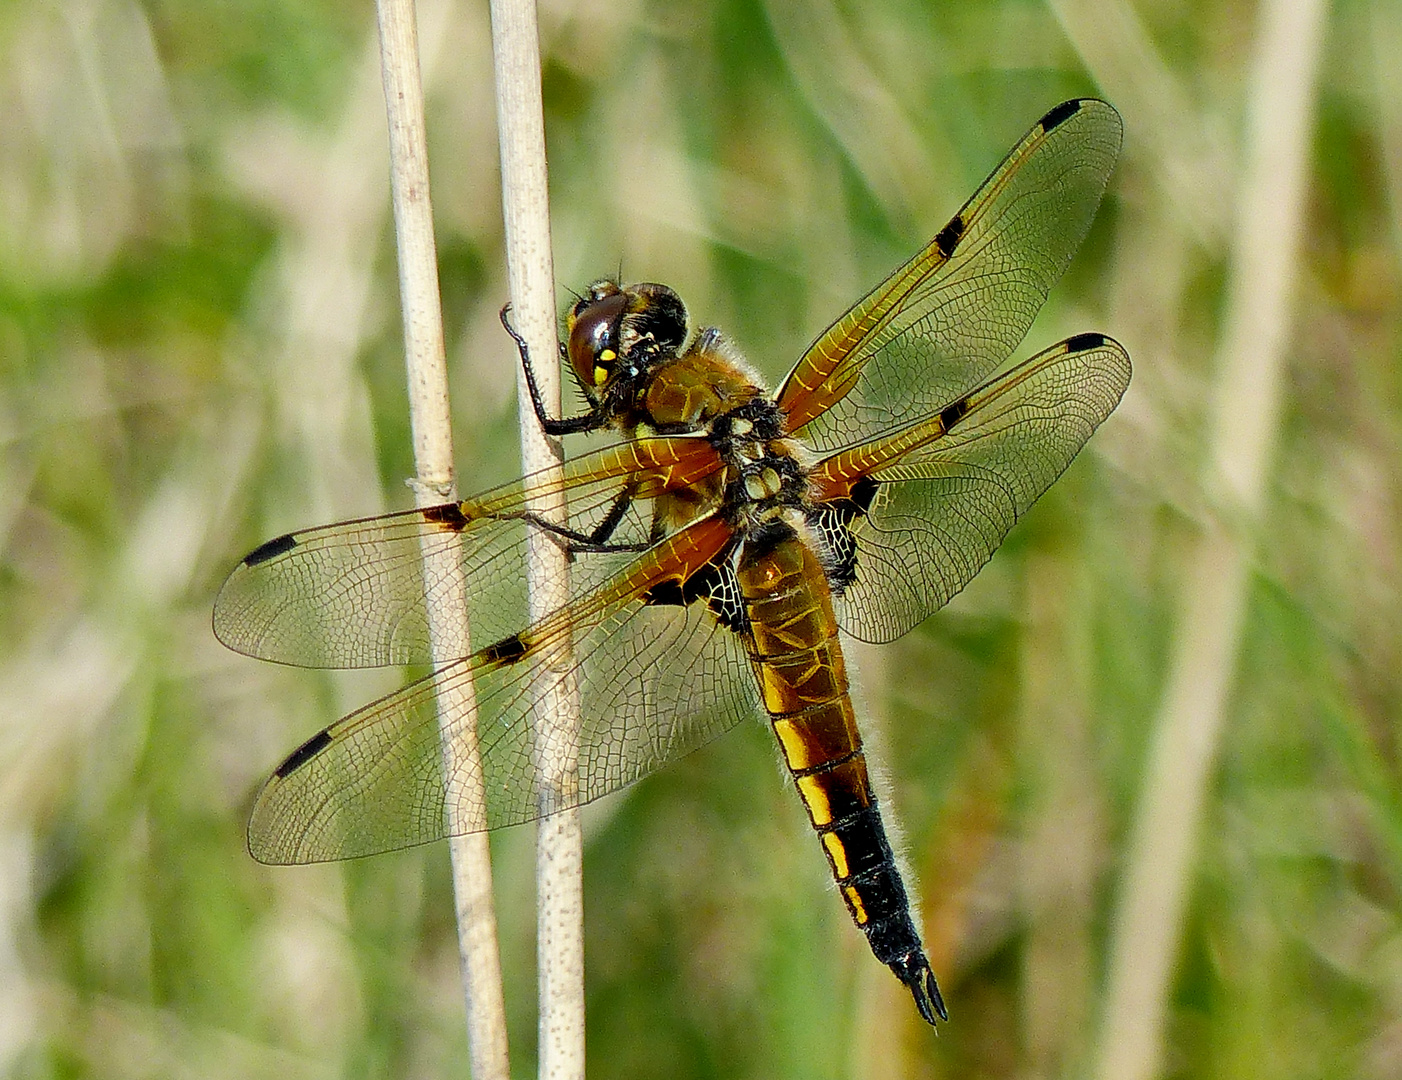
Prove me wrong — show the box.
[0,0,1399,1077]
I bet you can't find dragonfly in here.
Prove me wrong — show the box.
[214,98,1129,1027]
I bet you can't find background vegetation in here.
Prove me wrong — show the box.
[0,0,1397,1077]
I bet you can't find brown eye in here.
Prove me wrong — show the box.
[567,291,629,392]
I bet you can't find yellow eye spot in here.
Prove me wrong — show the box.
[599,349,616,363]
[593,365,609,386]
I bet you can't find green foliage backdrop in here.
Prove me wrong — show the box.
[0,0,1398,1077]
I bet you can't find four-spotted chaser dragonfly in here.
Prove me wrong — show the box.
[214,98,1129,1026]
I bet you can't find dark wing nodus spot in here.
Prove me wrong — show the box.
[1039,98,1082,131]
[934,214,966,258]
[275,729,333,777]
[939,396,971,432]
[244,532,297,566]
[482,633,529,665]
[421,502,470,531]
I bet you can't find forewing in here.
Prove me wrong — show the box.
[809,334,1131,643]
[776,99,1122,454]
[213,437,722,668]
[245,516,761,863]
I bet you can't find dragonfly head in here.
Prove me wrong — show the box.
[566,280,688,406]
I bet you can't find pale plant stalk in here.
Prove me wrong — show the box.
[374,1,511,1077]
[1020,548,1097,1080]
[487,0,586,1077]
[1092,1,1329,1079]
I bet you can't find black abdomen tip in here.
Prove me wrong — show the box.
[890,952,948,1026]
[939,396,971,432]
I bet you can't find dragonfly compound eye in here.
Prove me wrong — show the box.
[623,283,688,356]
[567,289,629,393]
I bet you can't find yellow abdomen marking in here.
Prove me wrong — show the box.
[822,832,850,879]
[770,699,861,772]
[795,773,832,825]
[842,883,869,925]
[794,755,872,828]
[754,644,847,716]
[747,600,829,658]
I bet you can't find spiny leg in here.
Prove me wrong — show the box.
[500,304,604,436]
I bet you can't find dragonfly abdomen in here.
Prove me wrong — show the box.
[735,522,947,1025]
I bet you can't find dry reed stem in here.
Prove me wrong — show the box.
[374,2,511,1077]
[486,0,586,1076]
[1092,1,1329,1078]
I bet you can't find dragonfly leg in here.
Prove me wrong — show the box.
[500,303,604,436]
[517,514,651,555]
[514,482,649,555]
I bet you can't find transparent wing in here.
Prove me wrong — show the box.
[776,98,1122,454]
[246,516,762,863]
[213,436,722,668]
[808,334,1131,643]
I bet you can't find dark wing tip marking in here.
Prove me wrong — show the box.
[934,213,966,258]
[939,396,971,432]
[275,729,334,778]
[1064,331,1108,353]
[482,632,529,665]
[1039,98,1083,132]
[421,502,470,531]
[244,532,297,566]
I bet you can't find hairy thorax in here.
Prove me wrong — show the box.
[631,336,813,540]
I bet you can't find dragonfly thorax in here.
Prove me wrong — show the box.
[707,399,810,530]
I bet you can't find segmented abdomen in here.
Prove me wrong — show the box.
[735,521,946,1024]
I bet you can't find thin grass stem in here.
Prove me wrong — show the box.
[374,2,512,1077]
[486,0,587,1076]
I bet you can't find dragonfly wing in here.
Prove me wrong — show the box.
[776,99,1122,454]
[246,515,761,863]
[808,334,1131,644]
[213,437,722,668]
